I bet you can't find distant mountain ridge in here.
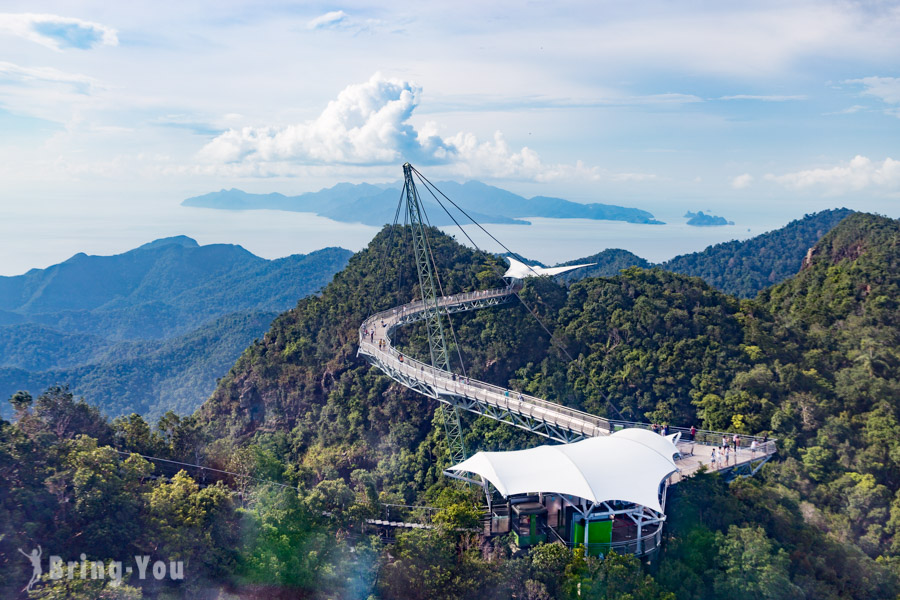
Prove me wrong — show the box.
[0,236,351,338]
[661,208,854,297]
[183,180,664,226]
[0,237,352,418]
[554,209,855,298]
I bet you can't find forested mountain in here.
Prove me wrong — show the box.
[2,213,898,598]
[554,208,853,298]
[554,248,651,282]
[660,208,854,297]
[0,311,277,419]
[184,180,663,226]
[0,236,351,339]
[0,238,351,419]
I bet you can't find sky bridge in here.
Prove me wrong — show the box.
[358,285,775,481]
[358,163,776,557]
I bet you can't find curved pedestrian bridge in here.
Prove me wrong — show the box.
[358,286,775,481]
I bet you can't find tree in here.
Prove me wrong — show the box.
[712,526,802,600]
[145,470,238,585]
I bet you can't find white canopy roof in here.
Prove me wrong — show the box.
[448,429,678,513]
[503,256,596,280]
[610,427,680,462]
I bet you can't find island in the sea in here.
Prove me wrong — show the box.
[183,180,666,226]
[684,210,734,226]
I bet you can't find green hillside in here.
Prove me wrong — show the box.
[0,239,352,419]
[2,213,898,598]
[661,208,854,297]
[554,209,853,298]
[0,310,278,419]
[554,248,651,283]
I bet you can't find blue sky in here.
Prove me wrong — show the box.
[0,1,899,272]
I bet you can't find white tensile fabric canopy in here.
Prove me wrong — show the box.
[610,427,681,462]
[502,257,596,280]
[448,428,679,513]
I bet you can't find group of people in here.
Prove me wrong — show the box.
[709,433,765,468]
[650,423,671,436]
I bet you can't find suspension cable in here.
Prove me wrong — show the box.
[415,193,469,378]
[410,167,625,420]
[111,449,302,492]
[369,187,406,320]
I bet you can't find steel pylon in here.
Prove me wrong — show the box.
[402,163,466,465]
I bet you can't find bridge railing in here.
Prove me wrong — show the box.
[359,287,777,457]
[607,420,776,454]
[362,287,515,333]
[360,339,608,437]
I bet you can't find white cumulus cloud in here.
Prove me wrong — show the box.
[766,155,900,194]
[0,12,117,50]
[732,173,753,189]
[198,73,653,183]
[199,73,445,166]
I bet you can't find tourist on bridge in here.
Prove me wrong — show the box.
[662,423,669,436]
[733,434,740,452]
[750,439,758,457]
[710,447,718,468]
[689,425,696,441]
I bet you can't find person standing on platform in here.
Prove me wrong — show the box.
[690,425,696,441]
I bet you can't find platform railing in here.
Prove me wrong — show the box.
[580,527,664,557]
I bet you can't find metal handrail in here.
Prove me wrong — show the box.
[359,286,778,454]
[578,527,663,556]
[361,339,606,435]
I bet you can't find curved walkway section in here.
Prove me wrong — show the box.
[357,287,776,475]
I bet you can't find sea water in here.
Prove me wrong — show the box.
[0,200,818,277]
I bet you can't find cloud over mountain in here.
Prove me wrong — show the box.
[199,73,447,166]
[198,73,654,183]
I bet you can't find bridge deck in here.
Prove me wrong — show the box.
[358,287,775,480]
